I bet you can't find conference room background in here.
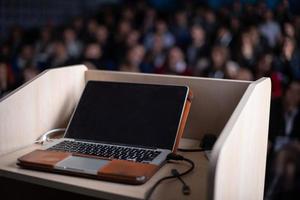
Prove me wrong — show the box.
[0,1,300,199]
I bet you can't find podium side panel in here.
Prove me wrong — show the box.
[210,78,271,200]
[0,65,87,156]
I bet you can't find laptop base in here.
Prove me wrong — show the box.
[18,149,160,185]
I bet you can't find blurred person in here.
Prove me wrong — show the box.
[236,31,256,70]
[235,26,268,71]
[243,3,260,25]
[202,8,217,40]
[235,67,254,81]
[72,16,85,39]
[232,1,242,16]
[266,80,300,200]
[125,30,141,49]
[186,24,210,74]
[275,0,290,24]
[216,26,233,48]
[7,26,23,55]
[12,44,35,73]
[283,22,296,38]
[228,15,243,52]
[95,25,109,47]
[47,40,74,68]
[204,45,229,79]
[21,63,40,83]
[114,20,133,66]
[293,16,300,43]
[255,53,283,98]
[266,142,300,200]
[35,26,53,69]
[249,25,269,54]
[230,16,241,35]
[218,7,231,25]
[120,44,146,72]
[224,61,240,79]
[121,6,136,22]
[144,34,167,72]
[63,27,83,58]
[256,1,268,18]
[275,37,300,82]
[86,18,99,42]
[101,6,116,30]
[142,7,157,33]
[116,20,132,44]
[229,16,242,56]
[157,46,191,76]
[144,19,175,50]
[193,7,206,28]
[0,42,12,61]
[95,25,114,69]
[82,43,103,69]
[172,11,190,49]
[269,81,300,149]
[0,61,15,97]
[259,10,281,48]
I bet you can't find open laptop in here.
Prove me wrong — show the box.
[18,81,192,184]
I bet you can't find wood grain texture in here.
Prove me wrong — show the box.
[0,65,87,156]
[209,78,271,200]
[85,70,250,140]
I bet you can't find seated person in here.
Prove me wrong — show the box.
[266,80,300,200]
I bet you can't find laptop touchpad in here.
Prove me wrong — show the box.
[54,156,109,175]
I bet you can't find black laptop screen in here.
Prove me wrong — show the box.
[65,81,188,150]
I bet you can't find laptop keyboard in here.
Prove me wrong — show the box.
[48,140,162,163]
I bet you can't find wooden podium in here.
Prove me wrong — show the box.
[0,65,271,200]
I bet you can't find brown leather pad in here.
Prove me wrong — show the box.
[18,150,159,184]
[98,159,159,184]
[18,150,71,169]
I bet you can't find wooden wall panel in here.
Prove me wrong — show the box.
[0,65,87,155]
[85,70,250,140]
[210,78,271,200]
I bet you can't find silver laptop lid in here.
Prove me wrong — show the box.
[64,81,189,151]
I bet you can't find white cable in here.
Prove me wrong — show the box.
[35,128,66,144]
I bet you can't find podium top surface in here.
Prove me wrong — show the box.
[0,139,209,200]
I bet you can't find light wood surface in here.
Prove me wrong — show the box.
[0,139,208,200]
[0,65,87,156]
[0,66,271,200]
[86,70,250,140]
[210,78,271,200]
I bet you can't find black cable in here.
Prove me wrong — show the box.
[145,153,195,200]
[171,169,191,195]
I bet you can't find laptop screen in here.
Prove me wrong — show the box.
[65,81,188,150]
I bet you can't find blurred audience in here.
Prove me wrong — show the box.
[187,24,210,75]
[267,80,300,200]
[260,10,282,48]
[120,44,146,72]
[0,1,300,199]
[157,46,191,75]
[83,42,104,70]
[0,60,15,97]
[204,45,230,78]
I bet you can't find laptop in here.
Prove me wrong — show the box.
[18,81,192,184]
